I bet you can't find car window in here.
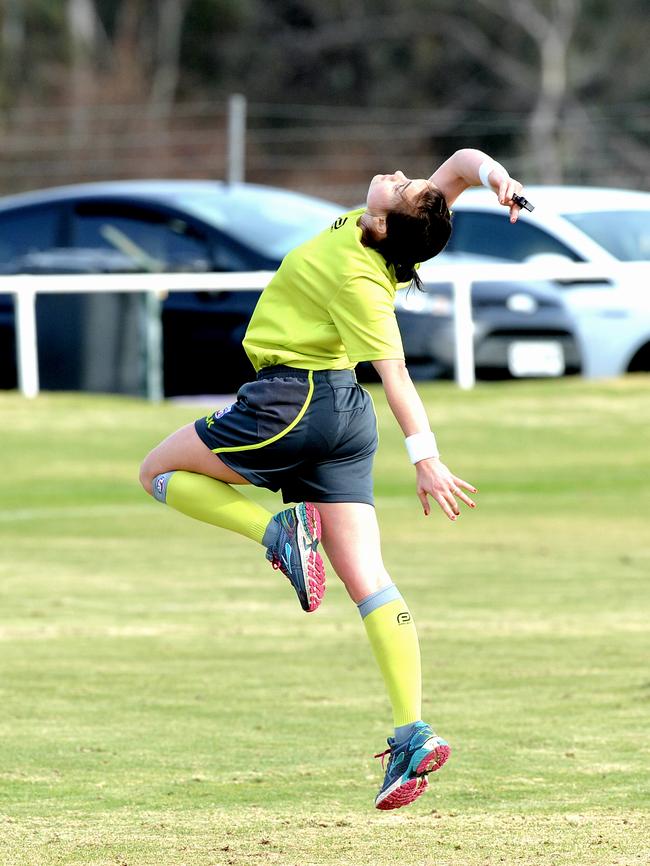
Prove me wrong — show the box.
[173,188,342,260]
[70,202,212,271]
[0,205,63,265]
[563,211,650,261]
[447,212,582,262]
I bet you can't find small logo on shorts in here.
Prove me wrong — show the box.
[396,611,411,626]
[213,404,233,420]
[156,476,165,495]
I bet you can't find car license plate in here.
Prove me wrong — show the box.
[507,341,565,377]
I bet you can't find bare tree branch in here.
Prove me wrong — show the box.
[505,0,550,42]
[148,0,191,115]
[271,11,534,91]
[608,129,650,176]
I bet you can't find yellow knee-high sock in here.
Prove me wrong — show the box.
[154,470,272,544]
[360,585,422,728]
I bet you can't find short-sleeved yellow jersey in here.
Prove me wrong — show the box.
[242,208,405,372]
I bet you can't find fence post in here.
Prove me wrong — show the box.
[227,93,247,184]
[15,287,40,399]
[145,291,164,402]
[453,277,475,390]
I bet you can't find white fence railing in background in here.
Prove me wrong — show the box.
[2,262,649,400]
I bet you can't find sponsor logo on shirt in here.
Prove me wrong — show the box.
[330,216,348,231]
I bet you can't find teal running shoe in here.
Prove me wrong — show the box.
[374,722,450,810]
[265,502,325,612]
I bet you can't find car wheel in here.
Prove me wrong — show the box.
[627,342,650,373]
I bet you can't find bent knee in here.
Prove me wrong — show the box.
[139,457,156,495]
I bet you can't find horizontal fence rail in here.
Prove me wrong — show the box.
[2,261,649,399]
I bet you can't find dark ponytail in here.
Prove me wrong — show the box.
[361,188,452,288]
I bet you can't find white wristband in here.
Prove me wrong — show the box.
[405,431,440,464]
[478,159,506,189]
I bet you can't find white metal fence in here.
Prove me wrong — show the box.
[2,261,649,400]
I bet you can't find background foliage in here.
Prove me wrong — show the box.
[0,0,649,200]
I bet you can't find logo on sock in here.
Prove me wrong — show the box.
[152,473,171,504]
[396,611,411,625]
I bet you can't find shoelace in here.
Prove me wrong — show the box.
[270,552,296,581]
[374,747,393,770]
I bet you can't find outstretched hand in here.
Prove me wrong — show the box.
[494,174,525,223]
[415,457,477,521]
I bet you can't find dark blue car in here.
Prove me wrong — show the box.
[0,180,342,394]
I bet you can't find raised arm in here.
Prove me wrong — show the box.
[372,358,477,521]
[429,148,524,220]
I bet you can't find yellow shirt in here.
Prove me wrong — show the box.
[243,208,405,371]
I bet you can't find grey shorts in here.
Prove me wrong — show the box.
[194,365,378,505]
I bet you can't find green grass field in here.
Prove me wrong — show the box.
[1,377,649,866]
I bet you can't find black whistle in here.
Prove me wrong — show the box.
[512,193,535,212]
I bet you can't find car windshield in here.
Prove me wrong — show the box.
[171,187,344,260]
[563,210,650,261]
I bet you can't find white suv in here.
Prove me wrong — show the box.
[447,186,650,377]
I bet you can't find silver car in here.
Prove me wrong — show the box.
[395,252,581,380]
[446,186,650,377]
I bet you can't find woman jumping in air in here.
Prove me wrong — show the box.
[140,149,525,810]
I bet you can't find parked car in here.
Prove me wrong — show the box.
[0,180,343,394]
[446,186,650,376]
[395,252,581,380]
[0,180,581,394]
[0,248,144,393]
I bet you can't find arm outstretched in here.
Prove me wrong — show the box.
[430,148,524,221]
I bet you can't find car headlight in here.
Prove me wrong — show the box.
[506,292,539,314]
[395,290,453,316]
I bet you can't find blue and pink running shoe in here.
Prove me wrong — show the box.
[374,722,451,810]
[265,502,325,612]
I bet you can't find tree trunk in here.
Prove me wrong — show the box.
[66,0,101,139]
[527,26,569,182]
[1,0,25,97]
[149,0,191,117]
[513,0,581,182]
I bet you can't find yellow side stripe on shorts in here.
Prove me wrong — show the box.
[212,370,314,455]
